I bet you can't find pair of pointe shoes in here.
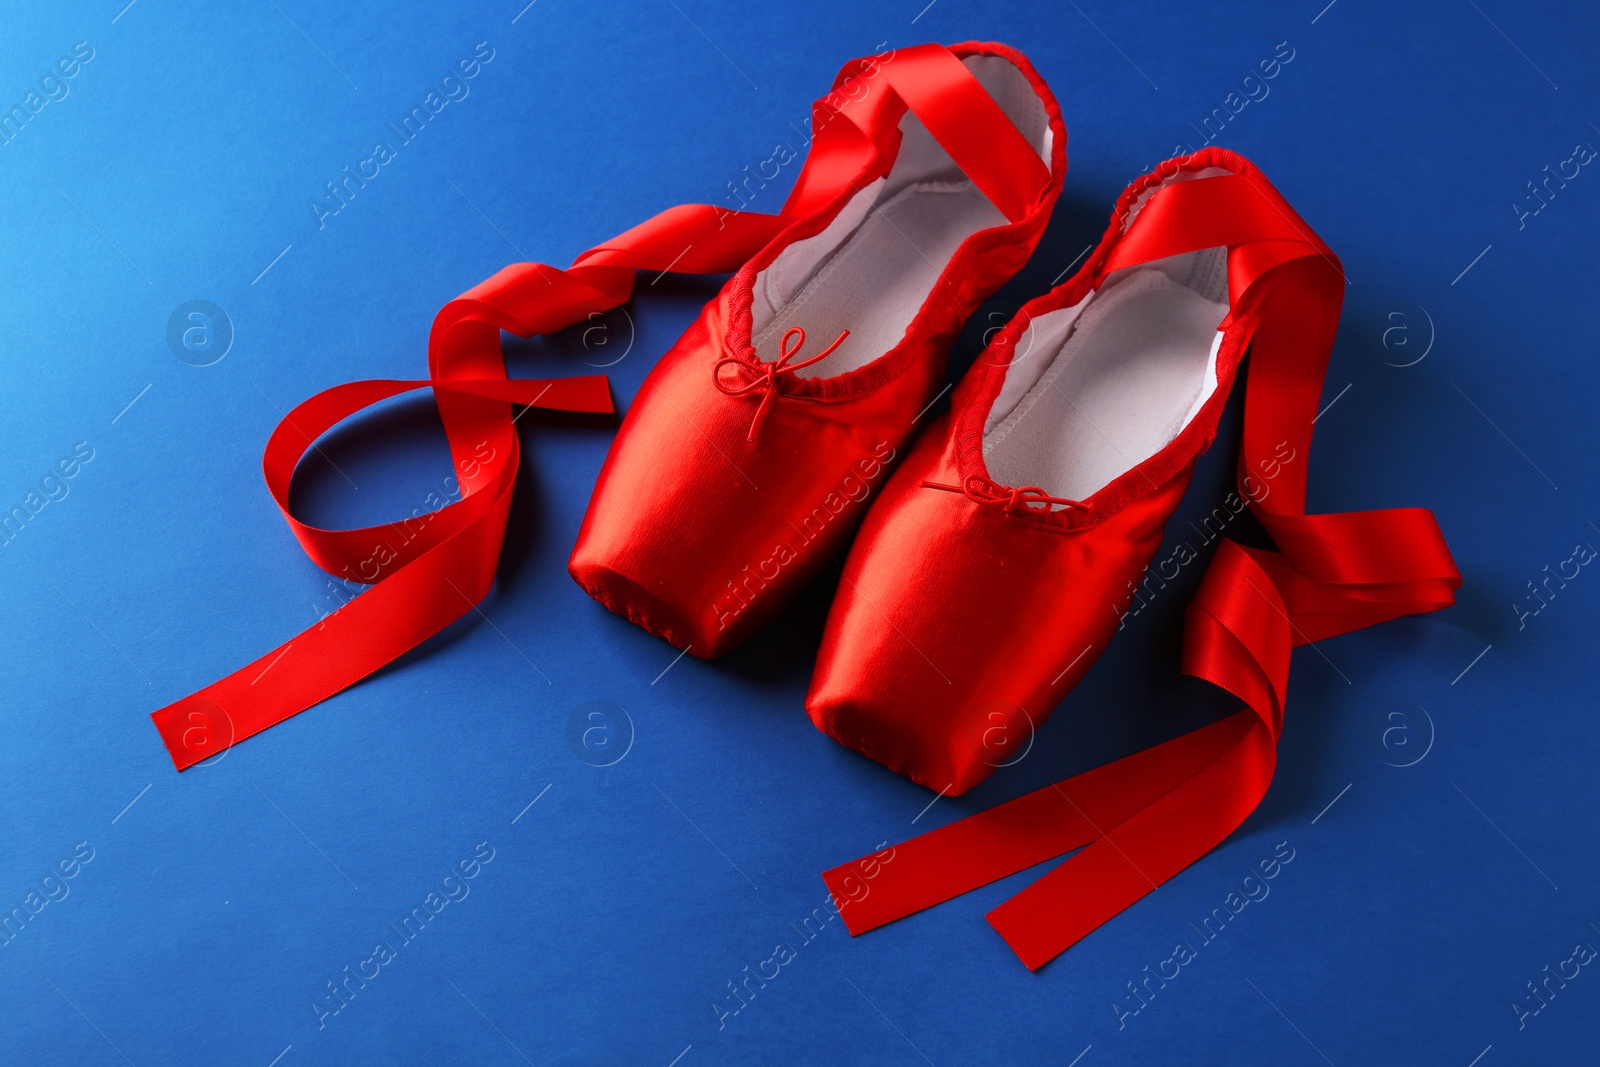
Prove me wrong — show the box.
[566,42,1328,796]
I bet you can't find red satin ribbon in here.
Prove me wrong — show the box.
[823,171,1461,969]
[151,43,1052,768]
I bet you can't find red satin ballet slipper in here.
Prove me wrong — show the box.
[808,150,1247,794]
[569,42,1064,657]
[814,147,1460,967]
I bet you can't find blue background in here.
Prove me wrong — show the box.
[1,1,1595,1064]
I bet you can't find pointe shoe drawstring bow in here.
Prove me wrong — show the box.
[713,326,850,442]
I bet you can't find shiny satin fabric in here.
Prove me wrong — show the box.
[820,147,1461,969]
[807,414,1200,795]
[568,298,941,654]
[569,42,1065,657]
[150,41,1052,767]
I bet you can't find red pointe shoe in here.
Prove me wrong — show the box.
[569,43,1065,657]
[814,148,1460,967]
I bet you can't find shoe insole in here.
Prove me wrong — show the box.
[983,267,1229,501]
[752,180,1004,378]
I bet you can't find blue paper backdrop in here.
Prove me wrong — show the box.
[2,1,1596,1063]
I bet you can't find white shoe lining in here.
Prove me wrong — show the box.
[982,247,1230,502]
[752,180,1003,376]
[747,53,1055,379]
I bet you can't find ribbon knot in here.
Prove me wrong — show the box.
[922,476,1088,515]
[713,326,850,442]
